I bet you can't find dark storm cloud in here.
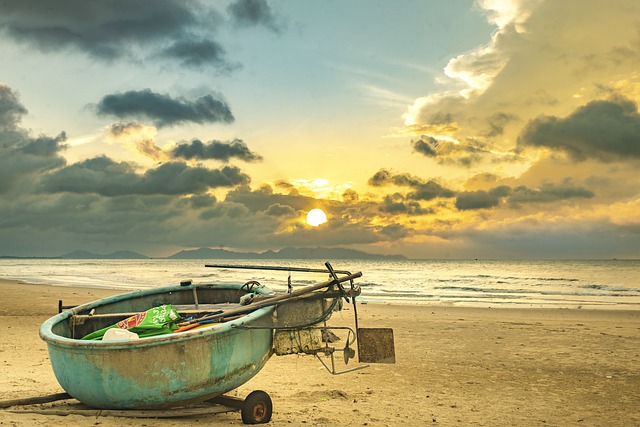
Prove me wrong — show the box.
[96,90,234,127]
[171,138,262,162]
[0,130,67,194]
[368,169,455,201]
[20,132,67,157]
[184,194,217,209]
[518,97,640,161]
[0,0,236,69]
[159,38,237,71]
[379,193,431,215]
[409,181,456,201]
[225,185,312,212]
[455,187,510,211]
[0,86,67,193]
[0,84,28,129]
[227,0,283,33]
[40,156,249,196]
[368,169,421,187]
[265,203,296,217]
[412,136,437,157]
[455,183,594,211]
[508,183,594,206]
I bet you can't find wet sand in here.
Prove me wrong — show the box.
[1,278,639,426]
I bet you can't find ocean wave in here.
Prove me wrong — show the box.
[2,258,639,309]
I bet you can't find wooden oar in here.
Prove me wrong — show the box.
[179,271,362,327]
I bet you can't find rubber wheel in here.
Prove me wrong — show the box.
[241,390,272,424]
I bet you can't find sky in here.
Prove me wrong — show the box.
[1,0,639,259]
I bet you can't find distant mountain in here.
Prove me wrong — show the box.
[61,250,149,259]
[108,250,150,259]
[166,247,406,260]
[167,248,260,259]
[49,247,405,260]
[263,247,406,260]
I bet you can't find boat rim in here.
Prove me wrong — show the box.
[39,283,275,348]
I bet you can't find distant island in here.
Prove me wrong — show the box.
[1,247,406,260]
[60,250,150,259]
[166,247,406,260]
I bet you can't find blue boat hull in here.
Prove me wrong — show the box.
[40,284,274,409]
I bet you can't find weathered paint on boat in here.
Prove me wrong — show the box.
[39,284,274,409]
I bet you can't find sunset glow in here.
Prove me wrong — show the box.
[0,1,638,259]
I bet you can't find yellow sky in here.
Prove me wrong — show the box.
[1,0,639,258]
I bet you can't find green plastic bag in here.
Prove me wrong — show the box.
[82,304,181,340]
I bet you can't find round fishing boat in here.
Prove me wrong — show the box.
[40,283,274,409]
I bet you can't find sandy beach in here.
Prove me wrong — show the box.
[1,278,639,426]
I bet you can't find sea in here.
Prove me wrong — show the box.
[1,258,639,310]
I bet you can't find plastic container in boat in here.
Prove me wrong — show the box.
[102,328,140,341]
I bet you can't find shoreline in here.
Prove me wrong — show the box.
[1,278,639,426]
[2,258,638,311]
[4,277,639,312]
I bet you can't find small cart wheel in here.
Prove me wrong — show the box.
[239,280,261,295]
[241,390,272,424]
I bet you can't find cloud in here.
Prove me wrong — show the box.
[0,87,468,256]
[404,0,640,156]
[0,84,28,129]
[455,186,510,210]
[264,203,296,217]
[40,156,250,196]
[96,90,234,127]
[225,184,313,212]
[0,85,67,194]
[518,97,640,161]
[185,194,218,209]
[227,0,283,33]
[0,0,237,70]
[0,131,67,195]
[411,136,499,167]
[217,185,407,248]
[431,214,640,259]
[455,182,593,210]
[485,112,518,137]
[368,169,455,201]
[159,38,239,71]
[412,136,438,157]
[507,183,594,206]
[171,138,262,162]
[342,189,359,203]
[369,169,422,187]
[378,223,413,240]
[379,193,432,216]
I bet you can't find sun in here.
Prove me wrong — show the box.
[306,208,327,227]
